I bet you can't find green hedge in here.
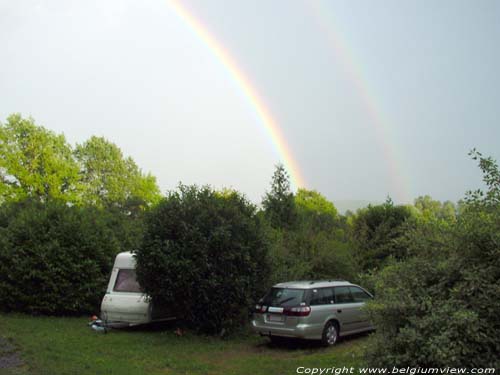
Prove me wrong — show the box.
[0,200,122,314]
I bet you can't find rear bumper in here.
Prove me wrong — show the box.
[100,310,151,326]
[251,319,320,340]
[100,296,151,325]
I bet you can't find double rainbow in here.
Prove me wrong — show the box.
[168,0,409,201]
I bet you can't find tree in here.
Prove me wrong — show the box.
[135,185,270,334]
[266,188,357,285]
[262,164,296,229]
[295,188,339,232]
[351,198,414,270]
[74,136,160,213]
[0,114,80,203]
[413,195,456,222]
[267,227,358,285]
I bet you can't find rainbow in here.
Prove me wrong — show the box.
[308,1,411,202]
[168,0,306,191]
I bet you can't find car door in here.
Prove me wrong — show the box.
[307,287,335,337]
[348,286,373,329]
[333,286,363,334]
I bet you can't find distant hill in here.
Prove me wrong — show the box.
[333,200,382,215]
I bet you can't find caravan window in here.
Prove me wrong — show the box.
[113,269,141,293]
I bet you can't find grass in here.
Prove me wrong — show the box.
[0,313,369,375]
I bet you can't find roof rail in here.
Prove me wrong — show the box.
[309,279,346,285]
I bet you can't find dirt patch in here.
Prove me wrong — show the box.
[0,336,24,369]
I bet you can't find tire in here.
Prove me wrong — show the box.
[321,321,338,347]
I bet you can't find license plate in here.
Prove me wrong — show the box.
[268,306,284,313]
[267,314,284,322]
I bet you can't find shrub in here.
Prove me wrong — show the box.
[365,151,500,368]
[0,199,122,314]
[135,185,270,334]
[365,210,500,368]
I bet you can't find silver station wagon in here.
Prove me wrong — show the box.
[251,280,374,346]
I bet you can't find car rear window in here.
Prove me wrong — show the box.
[262,288,305,307]
[113,269,142,293]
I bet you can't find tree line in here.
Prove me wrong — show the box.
[0,114,498,368]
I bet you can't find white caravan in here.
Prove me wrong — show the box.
[100,251,174,326]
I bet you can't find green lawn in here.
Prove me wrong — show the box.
[0,314,369,375]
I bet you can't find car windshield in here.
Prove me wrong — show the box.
[262,288,305,307]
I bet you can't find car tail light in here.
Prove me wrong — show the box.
[283,306,311,317]
[254,304,268,313]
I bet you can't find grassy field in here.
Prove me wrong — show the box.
[0,313,369,375]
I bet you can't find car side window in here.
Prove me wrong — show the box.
[309,288,335,306]
[349,286,372,302]
[333,286,354,304]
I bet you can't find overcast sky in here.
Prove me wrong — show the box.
[1,0,499,204]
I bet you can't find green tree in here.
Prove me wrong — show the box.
[268,228,358,285]
[295,188,339,232]
[262,164,296,229]
[351,198,414,270]
[135,185,270,334]
[413,195,456,222]
[74,136,160,213]
[267,189,357,285]
[0,114,80,203]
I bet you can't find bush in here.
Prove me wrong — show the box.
[365,152,500,368]
[135,185,270,334]
[365,210,500,368]
[0,199,122,314]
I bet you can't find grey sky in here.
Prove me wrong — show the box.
[1,0,499,204]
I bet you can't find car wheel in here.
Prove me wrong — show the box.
[321,321,338,346]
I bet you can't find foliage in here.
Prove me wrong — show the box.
[0,114,160,213]
[0,114,81,204]
[350,198,414,271]
[365,151,500,368]
[262,169,358,286]
[466,148,500,207]
[74,136,160,213]
[295,188,339,232]
[413,195,456,222]
[267,189,357,285]
[135,185,270,334]
[366,211,500,368]
[0,199,122,314]
[268,228,357,285]
[262,164,296,229]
